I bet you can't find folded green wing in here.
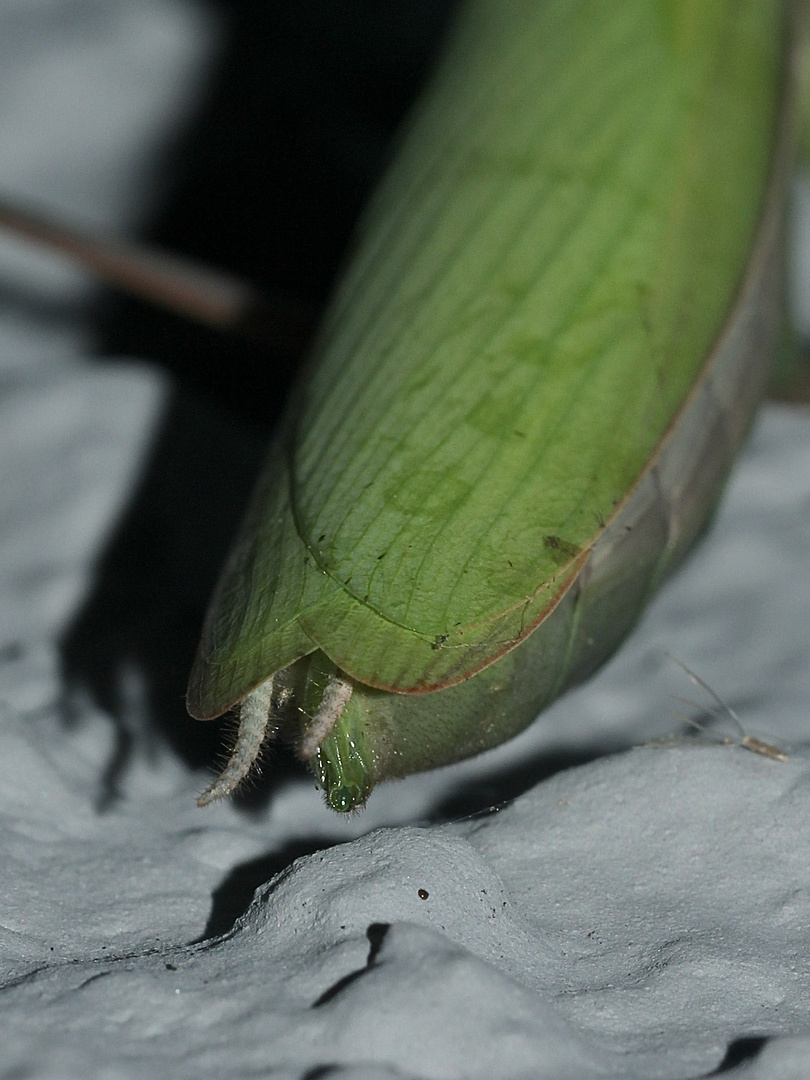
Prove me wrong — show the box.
[188,0,783,719]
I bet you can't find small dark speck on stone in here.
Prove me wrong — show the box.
[418,889,429,900]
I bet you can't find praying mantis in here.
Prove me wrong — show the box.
[1,1,798,811]
[186,0,793,811]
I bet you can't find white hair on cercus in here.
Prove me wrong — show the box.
[297,673,354,762]
[197,677,276,806]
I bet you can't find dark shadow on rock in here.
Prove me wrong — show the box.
[428,747,609,824]
[0,280,88,334]
[99,0,461,424]
[313,923,390,1007]
[710,1036,768,1074]
[197,836,342,941]
[58,382,268,807]
[59,1,460,809]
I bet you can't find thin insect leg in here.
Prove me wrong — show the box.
[666,654,787,762]
[666,654,748,739]
[671,693,740,731]
[298,673,353,761]
[666,705,730,744]
[197,677,276,806]
[739,735,788,762]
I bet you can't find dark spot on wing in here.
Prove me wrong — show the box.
[543,534,579,563]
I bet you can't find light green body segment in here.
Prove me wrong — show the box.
[189,0,788,809]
